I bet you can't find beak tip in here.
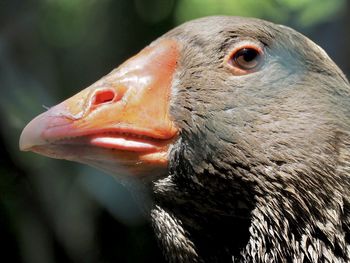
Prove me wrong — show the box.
[19,114,48,152]
[19,139,28,151]
[19,131,36,151]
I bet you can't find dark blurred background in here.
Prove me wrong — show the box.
[0,0,349,262]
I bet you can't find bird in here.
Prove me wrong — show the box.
[19,16,350,262]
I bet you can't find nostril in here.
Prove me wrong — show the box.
[92,89,116,106]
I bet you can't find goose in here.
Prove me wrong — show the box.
[20,16,350,262]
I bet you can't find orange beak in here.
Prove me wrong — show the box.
[19,39,179,178]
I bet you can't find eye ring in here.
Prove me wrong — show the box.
[225,45,264,75]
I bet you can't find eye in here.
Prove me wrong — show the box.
[226,45,264,75]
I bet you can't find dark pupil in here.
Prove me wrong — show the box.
[232,48,262,70]
[237,48,258,62]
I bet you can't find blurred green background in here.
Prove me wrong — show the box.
[1,0,349,262]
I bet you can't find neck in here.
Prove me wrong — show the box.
[151,174,252,262]
[150,132,350,262]
[151,176,350,263]
[240,194,349,262]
